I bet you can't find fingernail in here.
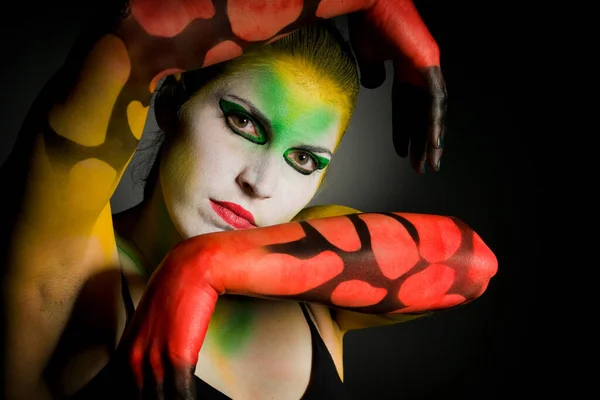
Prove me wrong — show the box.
[436,159,441,170]
[437,136,443,148]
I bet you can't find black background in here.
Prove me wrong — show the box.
[0,1,534,399]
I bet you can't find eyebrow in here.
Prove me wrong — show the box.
[225,94,273,133]
[297,145,333,157]
[224,94,333,157]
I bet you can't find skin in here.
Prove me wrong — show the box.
[147,57,347,348]
[2,1,452,399]
[109,55,355,399]
[114,60,493,397]
[121,211,497,399]
[158,59,344,244]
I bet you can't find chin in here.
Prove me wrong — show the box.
[186,221,231,239]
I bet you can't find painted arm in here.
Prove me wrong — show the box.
[348,0,447,173]
[119,212,497,398]
[3,1,408,397]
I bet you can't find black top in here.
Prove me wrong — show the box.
[68,272,350,399]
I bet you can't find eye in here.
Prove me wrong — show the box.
[284,149,329,175]
[227,113,258,137]
[219,98,267,145]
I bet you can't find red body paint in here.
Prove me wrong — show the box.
[131,0,216,37]
[105,2,456,395]
[366,0,440,68]
[227,0,304,41]
[359,213,420,279]
[316,0,377,19]
[123,211,498,393]
[331,280,388,307]
[308,216,362,252]
[203,41,244,67]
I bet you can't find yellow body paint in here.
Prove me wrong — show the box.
[48,35,132,146]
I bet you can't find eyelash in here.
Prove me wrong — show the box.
[224,111,266,145]
[284,149,326,176]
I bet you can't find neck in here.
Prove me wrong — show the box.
[115,181,183,274]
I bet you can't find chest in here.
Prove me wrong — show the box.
[121,265,344,400]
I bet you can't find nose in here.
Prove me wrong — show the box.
[236,157,279,199]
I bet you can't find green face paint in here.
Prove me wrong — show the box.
[250,64,339,174]
[255,66,338,144]
[207,296,255,356]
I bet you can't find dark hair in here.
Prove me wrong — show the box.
[141,20,359,200]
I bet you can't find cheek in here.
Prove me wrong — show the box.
[163,120,252,201]
[161,137,197,201]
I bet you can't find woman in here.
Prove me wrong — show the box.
[1,1,495,399]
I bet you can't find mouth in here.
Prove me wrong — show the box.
[210,200,256,230]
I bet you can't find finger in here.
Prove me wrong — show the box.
[163,355,196,400]
[426,145,444,172]
[410,134,428,174]
[126,344,145,394]
[141,351,165,400]
[422,66,448,152]
[358,59,387,89]
[391,81,429,159]
[347,12,386,89]
[111,348,144,400]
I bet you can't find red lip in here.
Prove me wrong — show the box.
[210,200,256,229]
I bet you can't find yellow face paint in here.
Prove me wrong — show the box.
[228,53,352,150]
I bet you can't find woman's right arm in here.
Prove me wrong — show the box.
[2,1,395,397]
[0,4,150,397]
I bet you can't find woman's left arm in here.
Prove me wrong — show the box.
[120,211,497,398]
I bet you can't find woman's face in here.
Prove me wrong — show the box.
[159,57,349,238]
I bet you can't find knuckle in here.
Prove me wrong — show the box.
[128,344,145,367]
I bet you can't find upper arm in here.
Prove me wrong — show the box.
[1,29,144,396]
[3,29,147,279]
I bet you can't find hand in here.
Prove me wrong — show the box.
[116,237,220,400]
[348,0,447,173]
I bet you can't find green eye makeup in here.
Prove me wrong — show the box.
[220,96,332,176]
[219,98,267,145]
[283,148,330,175]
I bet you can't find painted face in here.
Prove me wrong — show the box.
[159,57,348,238]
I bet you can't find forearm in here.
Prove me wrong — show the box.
[202,212,497,313]
[136,211,497,373]
[370,0,439,68]
[2,281,63,400]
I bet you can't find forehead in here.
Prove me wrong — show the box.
[224,57,345,148]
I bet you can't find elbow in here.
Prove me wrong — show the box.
[462,229,498,302]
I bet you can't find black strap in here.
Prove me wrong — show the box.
[120,270,135,325]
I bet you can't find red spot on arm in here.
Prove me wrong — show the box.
[132,0,216,37]
[398,263,463,312]
[316,0,376,19]
[150,68,185,92]
[359,214,420,279]
[203,41,244,67]
[227,0,303,41]
[399,213,462,263]
[220,251,344,296]
[331,280,387,307]
[308,217,362,252]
